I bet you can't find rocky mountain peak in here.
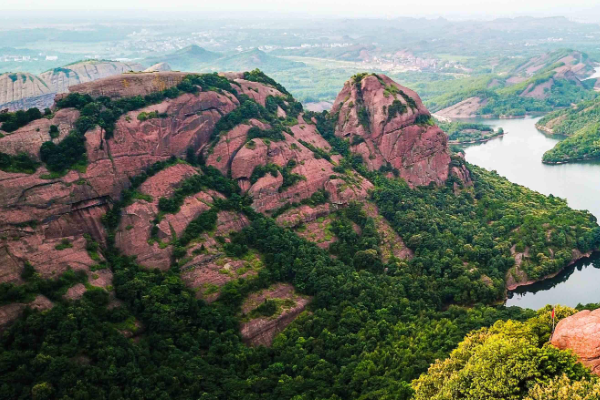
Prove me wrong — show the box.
[332,73,451,186]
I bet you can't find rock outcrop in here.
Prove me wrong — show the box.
[0,72,54,112]
[331,73,451,187]
[40,60,143,94]
[0,60,144,111]
[240,283,311,346]
[0,70,457,346]
[435,97,487,119]
[551,308,600,375]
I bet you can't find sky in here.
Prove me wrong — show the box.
[3,0,600,21]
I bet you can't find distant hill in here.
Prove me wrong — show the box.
[0,60,143,111]
[40,60,143,93]
[537,97,600,164]
[143,62,172,72]
[143,45,221,71]
[210,49,304,72]
[143,46,304,73]
[433,49,598,118]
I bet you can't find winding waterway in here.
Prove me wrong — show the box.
[460,117,600,309]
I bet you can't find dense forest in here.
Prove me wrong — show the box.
[2,72,600,400]
[414,305,600,399]
[538,98,600,163]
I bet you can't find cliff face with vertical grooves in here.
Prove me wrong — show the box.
[39,60,144,93]
[0,72,53,111]
[0,60,143,111]
[331,73,451,187]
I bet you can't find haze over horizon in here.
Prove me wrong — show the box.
[3,0,600,22]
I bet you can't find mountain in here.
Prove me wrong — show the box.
[143,62,172,72]
[0,60,144,112]
[433,49,598,119]
[1,70,599,398]
[536,97,600,163]
[0,72,54,112]
[143,45,222,71]
[211,48,304,72]
[39,60,143,93]
[143,46,304,73]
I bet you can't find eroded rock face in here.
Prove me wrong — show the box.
[0,72,53,110]
[64,71,188,100]
[551,309,600,375]
[0,61,146,112]
[240,283,311,346]
[331,74,451,187]
[40,60,144,94]
[0,71,444,346]
[0,294,53,332]
[0,108,79,158]
[209,118,373,213]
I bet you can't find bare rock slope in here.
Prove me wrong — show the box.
[0,60,143,111]
[0,71,458,337]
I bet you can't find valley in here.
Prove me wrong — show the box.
[3,9,600,400]
[455,116,600,307]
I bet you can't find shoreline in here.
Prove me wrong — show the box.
[505,251,594,292]
[535,123,554,135]
[443,112,547,121]
[449,131,506,145]
[542,154,600,165]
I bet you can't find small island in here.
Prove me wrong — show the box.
[436,119,504,144]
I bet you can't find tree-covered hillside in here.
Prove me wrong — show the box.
[414,305,600,400]
[1,72,600,400]
[538,98,600,163]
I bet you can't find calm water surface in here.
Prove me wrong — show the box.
[460,117,600,309]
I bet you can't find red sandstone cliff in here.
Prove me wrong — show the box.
[331,73,451,187]
[0,71,457,334]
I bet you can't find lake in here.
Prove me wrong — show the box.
[461,117,600,309]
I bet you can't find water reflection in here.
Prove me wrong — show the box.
[460,117,600,309]
[506,254,600,309]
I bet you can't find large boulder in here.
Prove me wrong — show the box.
[551,308,600,375]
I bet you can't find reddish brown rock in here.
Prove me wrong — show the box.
[180,211,253,301]
[276,204,332,228]
[64,283,87,301]
[115,165,220,270]
[218,73,285,106]
[0,295,53,331]
[206,119,270,175]
[551,308,600,375]
[1,234,100,283]
[0,108,80,157]
[332,74,451,187]
[138,163,198,199]
[240,283,311,346]
[64,72,188,100]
